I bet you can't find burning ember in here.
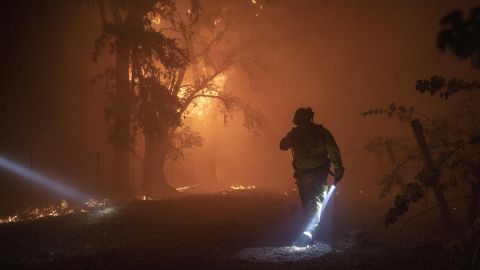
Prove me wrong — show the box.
[85,198,108,208]
[229,185,256,191]
[139,194,154,201]
[0,198,109,224]
[176,184,199,192]
[137,185,200,199]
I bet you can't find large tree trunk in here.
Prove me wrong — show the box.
[468,181,480,224]
[109,38,133,199]
[468,164,480,224]
[107,1,154,199]
[142,134,177,196]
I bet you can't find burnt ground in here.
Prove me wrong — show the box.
[0,190,478,270]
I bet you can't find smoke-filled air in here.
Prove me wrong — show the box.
[1,0,479,269]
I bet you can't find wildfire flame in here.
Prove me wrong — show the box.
[132,12,230,120]
[184,72,228,118]
[151,17,161,25]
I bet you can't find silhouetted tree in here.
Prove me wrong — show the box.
[82,0,188,198]
[84,0,266,197]
[362,6,480,227]
[437,6,480,68]
[134,1,265,195]
[363,100,480,228]
[413,5,480,224]
[416,6,480,99]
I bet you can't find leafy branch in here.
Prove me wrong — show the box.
[416,76,480,99]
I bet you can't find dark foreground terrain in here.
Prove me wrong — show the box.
[0,190,477,269]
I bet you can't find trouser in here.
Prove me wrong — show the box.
[294,161,330,237]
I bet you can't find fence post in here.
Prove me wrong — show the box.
[29,146,33,169]
[411,119,453,230]
[96,151,101,196]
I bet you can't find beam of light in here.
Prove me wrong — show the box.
[0,156,89,202]
[235,187,336,260]
[300,185,336,242]
[322,185,336,210]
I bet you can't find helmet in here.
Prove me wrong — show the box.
[293,107,314,126]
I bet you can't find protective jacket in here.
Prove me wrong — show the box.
[280,123,343,172]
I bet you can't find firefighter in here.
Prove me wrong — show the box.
[280,107,344,246]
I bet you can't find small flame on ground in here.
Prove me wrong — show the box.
[229,185,256,191]
[0,215,19,224]
[139,194,153,201]
[85,198,108,208]
[176,184,199,192]
[0,199,109,224]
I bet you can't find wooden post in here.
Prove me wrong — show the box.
[384,140,406,192]
[96,151,101,195]
[411,119,454,230]
[29,146,33,169]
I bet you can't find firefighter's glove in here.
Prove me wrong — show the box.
[334,166,345,185]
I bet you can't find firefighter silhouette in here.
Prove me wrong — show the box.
[280,107,344,246]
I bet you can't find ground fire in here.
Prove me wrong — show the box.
[0,199,108,224]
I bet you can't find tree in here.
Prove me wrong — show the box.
[135,0,265,196]
[437,6,480,69]
[415,6,480,98]
[82,0,188,198]
[362,101,480,228]
[84,0,266,197]
[414,5,480,224]
[362,6,480,228]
